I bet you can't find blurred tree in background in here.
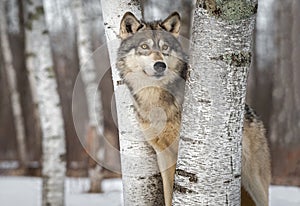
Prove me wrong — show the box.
[247,0,300,186]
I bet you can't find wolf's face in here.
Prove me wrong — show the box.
[127,32,171,78]
[117,12,188,90]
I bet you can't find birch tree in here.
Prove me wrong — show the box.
[142,0,195,39]
[101,0,164,204]
[173,0,257,205]
[72,0,102,192]
[23,0,66,205]
[0,1,27,171]
[94,0,122,181]
[5,0,42,166]
[44,0,90,172]
[0,36,18,162]
[72,0,116,192]
[72,0,102,138]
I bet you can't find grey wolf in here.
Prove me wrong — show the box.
[116,11,271,206]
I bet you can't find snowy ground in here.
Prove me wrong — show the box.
[0,176,299,206]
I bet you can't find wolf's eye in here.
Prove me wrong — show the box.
[162,44,169,50]
[141,44,149,50]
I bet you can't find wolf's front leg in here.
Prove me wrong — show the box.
[150,134,179,206]
[157,150,177,206]
[142,120,180,206]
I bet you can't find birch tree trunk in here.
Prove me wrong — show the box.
[101,0,164,204]
[72,0,111,192]
[79,0,122,191]
[141,0,195,39]
[23,0,66,205]
[94,0,121,180]
[73,0,102,133]
[142,0,181,21]
[173,0,257,205]
[4,0,43,171]
[0,1,27,171]
[44,0,90,174]
[0,34,18,162]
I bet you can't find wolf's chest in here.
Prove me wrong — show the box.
[133,87,171,108]
[132,87,181,122]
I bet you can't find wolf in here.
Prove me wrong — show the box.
[117,11,271,206]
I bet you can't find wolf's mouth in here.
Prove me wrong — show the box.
[154,72,164,78]
[142,69,165,78]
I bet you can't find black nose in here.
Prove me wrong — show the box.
[153,62,166,73]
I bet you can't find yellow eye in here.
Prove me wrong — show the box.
[141,44,149,49]
[162,44,169,50]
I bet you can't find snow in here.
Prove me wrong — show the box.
[0,176,299,206]
[270,185,300,206]
[0,177,123,206]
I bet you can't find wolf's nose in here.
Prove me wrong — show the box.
[153,62,166,73]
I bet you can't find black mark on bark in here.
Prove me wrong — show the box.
[174,183,195,194]
[176,169,198,183]
[210,51,252,67]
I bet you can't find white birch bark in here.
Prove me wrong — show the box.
[173,0,257,205]
[5,0,42,166]
[142,0,180,21]
[44,0,90,170]
[72,0,102,162]
[6,0,40,119]
[72,0,103,129]
[101,0,164,205]
[0,1,27,170]
[4,0,20,35]
[72,0,105,193]
[255,0,275,70]
[23,0,66,205]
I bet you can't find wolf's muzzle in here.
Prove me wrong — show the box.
[154,61,166,74]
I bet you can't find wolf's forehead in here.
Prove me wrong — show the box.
[153,31,176,44]
[135,30,173,43]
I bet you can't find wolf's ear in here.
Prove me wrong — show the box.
[119,12,143,39]
[160,12,181,37]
